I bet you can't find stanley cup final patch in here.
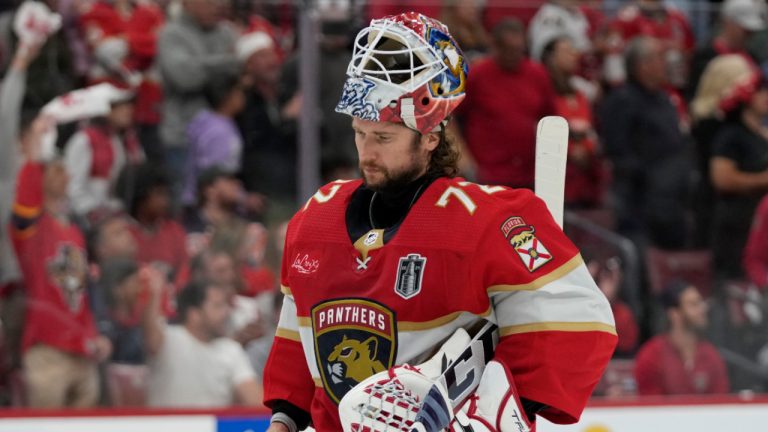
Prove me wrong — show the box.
[394,253,426,299]
[501,216,553,272]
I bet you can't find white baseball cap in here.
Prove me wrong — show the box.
[236,31,274,62]
[723,0,768,31]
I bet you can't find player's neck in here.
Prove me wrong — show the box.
[369,174,433,229]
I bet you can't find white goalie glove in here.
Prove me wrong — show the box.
[449,360,533,432]
[338,323,531,432]
[338,327,472,432]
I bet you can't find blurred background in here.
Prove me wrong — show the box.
[2,0,768,430]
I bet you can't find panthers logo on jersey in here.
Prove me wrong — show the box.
[312,298,397,404]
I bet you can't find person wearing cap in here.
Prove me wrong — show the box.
[634,281,729,395]
[63,84,144,218]
[688,0,768,101]
[235,29,295,206]
[263,12,615,432]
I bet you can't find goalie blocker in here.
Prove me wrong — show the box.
[339,324,532,432]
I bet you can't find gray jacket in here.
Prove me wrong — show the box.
[158,13,239,148]
[0,68,25,283]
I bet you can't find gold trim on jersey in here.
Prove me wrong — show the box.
[281,285,292,296]
[314,377,323,387]
[296,307,492,332]
[500,321,617,336]
[487,254,583,292]
[353,229,385,261]
[398,307,492,331]
[275,327,301,341]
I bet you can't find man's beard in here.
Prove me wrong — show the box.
[361,158,426,194]
[360,138,428,194]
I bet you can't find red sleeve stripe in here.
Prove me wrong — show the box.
[500,321,617,337]
[487,254,582,292]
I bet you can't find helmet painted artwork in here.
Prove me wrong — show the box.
[335,12,469,134]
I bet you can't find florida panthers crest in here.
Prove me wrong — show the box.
[312,299,397,404]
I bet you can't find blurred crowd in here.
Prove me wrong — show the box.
[1,0,768,410]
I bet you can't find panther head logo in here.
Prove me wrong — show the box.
[326,335,386,386]
[47,244,87,313]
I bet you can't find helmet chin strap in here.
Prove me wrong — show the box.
[400,97,418,130]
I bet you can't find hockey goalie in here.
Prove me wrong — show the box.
[262,11,617,432]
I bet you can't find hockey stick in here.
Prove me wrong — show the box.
[409,118,568,432]
[534,116,569,229]
[409,321,498,432]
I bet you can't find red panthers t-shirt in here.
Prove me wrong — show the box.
[11,163,98,357]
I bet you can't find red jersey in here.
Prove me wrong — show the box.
[10,163,98,357]
[459,58,557,188]
[553,92,605,207]
[743,195,768,288]
[79,0,165,124]
[612,4,695,52]
[612,301,639,354]
[128,219,188,285]
[263,178,617,430]
[635,335,729,395]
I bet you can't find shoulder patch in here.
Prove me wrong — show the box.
[501,216,553,272]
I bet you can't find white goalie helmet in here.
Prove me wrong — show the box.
[335,12,469,134]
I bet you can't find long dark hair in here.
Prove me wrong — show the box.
[426,123,460,178]
[541,36,575,96]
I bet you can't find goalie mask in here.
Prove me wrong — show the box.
[335,12,469,134]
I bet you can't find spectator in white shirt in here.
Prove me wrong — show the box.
[144,277,262,407]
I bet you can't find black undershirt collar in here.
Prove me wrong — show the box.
[346,175,437,244]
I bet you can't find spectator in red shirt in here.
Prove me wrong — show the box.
[635,281,730,395]
[744,195,768,289]
[457,18,556,189]
[79,0,166,160]
[541,36,605,208]
[687,0,766,101]
[611,0,695,89]
[118,163,188,287]
[10,123,112,407]
[63,89,144,218]
[590,258,639,356]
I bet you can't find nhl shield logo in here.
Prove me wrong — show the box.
[312,299,397,404]
[395,253,426,299]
